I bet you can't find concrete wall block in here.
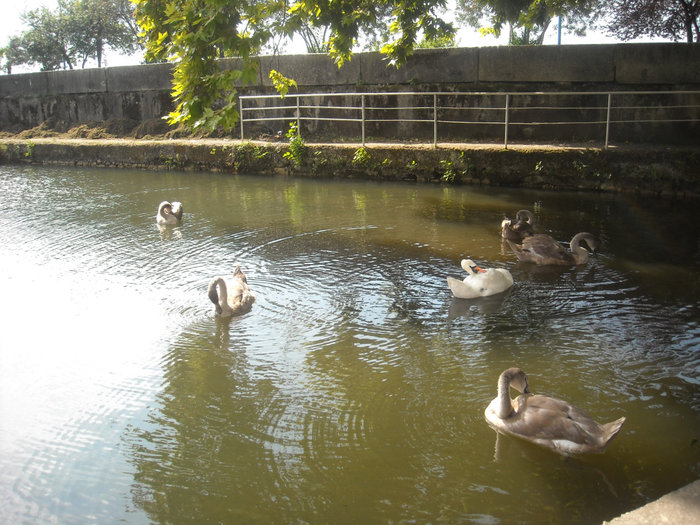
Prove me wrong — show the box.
[19,97,46,127]
[217,54,361,89]
[106,63,174,92]
[111,90,171,122]
[361,48,478,85]
[260,53,362,87]
[615,43,700,84]
[45,68,107,95]
[254,55,278,88]
[478,45,615,83]
[72,93,107,122]
[0,72,50,97]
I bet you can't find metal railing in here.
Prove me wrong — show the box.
[239,90,700,150]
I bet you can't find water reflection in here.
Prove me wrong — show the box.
[447,289,513,318]
[0,165,698,524]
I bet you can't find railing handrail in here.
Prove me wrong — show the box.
[239,90,700,149]
[240,90,700,99]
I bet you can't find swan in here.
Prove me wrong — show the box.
[156,201,183,226]
[484,368,626,455]
[208,265,256,317]
[501,209,535,242]
[507,232,598,266]
[446,259,514,298]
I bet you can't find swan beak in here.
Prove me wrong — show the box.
[473,265,486,273]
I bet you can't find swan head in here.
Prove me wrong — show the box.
[460,259,486,274]
[510,210,535,236]
[502,367,531,394]
[502,210,534,240]
[515,209,535,225]
[572,232,598,253]
[461,258,475,270]
[157,201,173,217]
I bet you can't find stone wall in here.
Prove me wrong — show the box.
[0,43,699,143]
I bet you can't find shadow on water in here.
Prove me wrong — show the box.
[1,165,698,524]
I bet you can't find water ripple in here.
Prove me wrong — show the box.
[3,166,700,525]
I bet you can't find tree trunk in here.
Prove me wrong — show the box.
[96,22,104,67]
[536,19,552,45]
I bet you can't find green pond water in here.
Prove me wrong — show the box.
[0,164,698,524]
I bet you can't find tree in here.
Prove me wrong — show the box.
[0,37,31,74]
[133,0,455,133]
[455,0,602,45]
[67,0,141,67]
[6,0,141,72]
[416,32,457,48]
[20,6,75,70]
[133,0,277,133]
[603,0,699,42]
[297,25,331,54]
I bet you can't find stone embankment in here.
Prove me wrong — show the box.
[1,136,698,198]
[605,479,700,525]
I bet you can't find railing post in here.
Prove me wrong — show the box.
[604,93,612,150]
[504,94,510,149]
[239,97,244,141]
[361,94,366,147]
[433,93,438,148]
[296,96,301,137]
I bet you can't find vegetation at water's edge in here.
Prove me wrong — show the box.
[0,133,697,199]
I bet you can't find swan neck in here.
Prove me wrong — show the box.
[570,234,589,263]
[158,202,171,217]
[497,373,514,418]
[209,277,231,314]
[461,259,477,276]
[217,279,229,309]
[518,209,535,225]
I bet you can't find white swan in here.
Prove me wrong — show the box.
[507,232,598,266]
[485,368,626,455]
[208,265,256,317]
[156,201,183,226]
[446,259,514,299]
[501,209,535,242]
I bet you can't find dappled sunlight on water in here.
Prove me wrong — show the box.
[0,165,698,523]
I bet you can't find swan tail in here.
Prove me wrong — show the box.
[447,276,470,299]
[171,201,183,221]
[601,416,626,445]
[233,265,248,283]
[208,278,224,315]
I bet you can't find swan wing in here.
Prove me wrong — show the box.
[510,235,574,265]
[447,276,480,299]
[523,235,570,260]
[227,275,256,314]
[485,269,514,288]
[448,270,512,298]
[519,395,601,440]
[501,394,622,453]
